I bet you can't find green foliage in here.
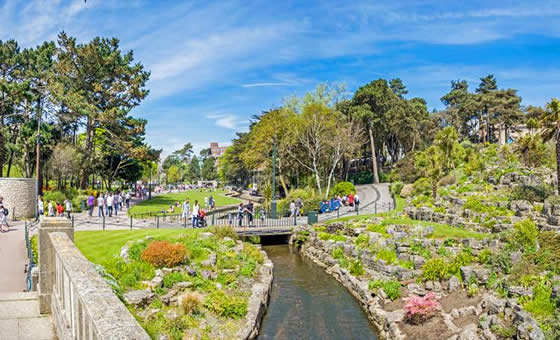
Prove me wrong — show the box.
[491,325,516,338]
[438,175,456,187]
[523,279,556,318]
[510,219,538,252]
[293,230,310,247]
[448,250,474,276]
[128,241,148,262]
[488,250,513,275]
[510,184,554,203]
[376,248,397,264]
[478,249,492,264]
[412,177,431,196]
[410,242,432,259]
[208,225,238,240]
[104,257,155,289]
[354,234,370,249]
[390,181,404,196]
[318,232,346,242]
[163,272,185,288]
[333,181,356,196]
[467,283,479,297]
[30,235,38,264]
[366,224,389,237]
[332,247,344,259]
[422,258,450,281]
[412,194,434,208]
[347,259,365,276]
[43,190,66,204]
[348,171,374,185]
[369,280,401,300]
[204,290,248,319]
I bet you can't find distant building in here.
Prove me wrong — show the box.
[210,142,227,158]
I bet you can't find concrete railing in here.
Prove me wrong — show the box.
[39,217,149,340]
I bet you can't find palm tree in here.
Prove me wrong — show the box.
[541,98,560,194]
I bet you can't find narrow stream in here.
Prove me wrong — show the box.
[258,245,379,340]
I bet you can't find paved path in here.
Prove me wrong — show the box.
[0,292,55,339]
[0,220,28,293]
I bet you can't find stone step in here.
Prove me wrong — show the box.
[0,315,55,340]
[0,292,41,319]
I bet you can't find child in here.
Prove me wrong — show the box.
[56,202,64,217]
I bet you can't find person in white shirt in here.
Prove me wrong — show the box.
[125,192,131,208]
[182,199,190,220]
[289,201,296,217]
[37,196,44,221]
[47,201,54,217]
[192,200,200,228]
[97,194,104,217]
[64,199,72,219]
[106,194,114,217]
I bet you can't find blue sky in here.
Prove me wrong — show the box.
[1,0,559,155]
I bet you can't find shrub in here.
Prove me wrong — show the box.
[348,171,373,185]
[141,241,187,268]
[488,250,513,275]
[376,248,397,264]
[333,181,356,196]
[413,177,431,196]
[523,279,556,318]
[163,272,185,288]
[491,325,517,338]
[438,175,456,187]
[354,234,370,249]
[348,260,365,276]
[43,190,66,204]
[204,290,248,319]
[318,232,346,242]
[128,241,148,262]
[369,280,401,300]
[422,258,449,281]
[332,247,344,259]
[30,235,38,264]
[510,219,538,252]
[180,291,203,315]
[404,292,440,324]
[467,283,479,297]
[448,250,474,276]
[104,258,155,289]
[366,224,389,237]
[390,181,404,196]
[208,225,238,240]
[478,249,492,264]
[510,184,554,203]
[546,195,560,205]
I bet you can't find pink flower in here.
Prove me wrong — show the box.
[404,292,440,324]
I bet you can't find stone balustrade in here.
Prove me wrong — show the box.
[39,217,149,340]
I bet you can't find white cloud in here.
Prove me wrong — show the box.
[242,82,294,88]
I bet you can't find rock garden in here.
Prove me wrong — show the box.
[96,227,273,340]
[291,143,559,339]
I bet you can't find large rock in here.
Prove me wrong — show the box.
[201,253,217,267]
[460,266,490,284]
[508,286,533,298]
[458,323,479,340]
[123,290,155,307]
[482,294,505,315]
[447,276,460,292]
[510,200,533,216]
[400,184,414,198]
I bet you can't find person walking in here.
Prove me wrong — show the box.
[0,196,9,232]
[56,202,64,217]
[47,200,54,217]
[64,198,72,219]
[289,200,296,218]
[246,201,254,227]
[106,194,114,217]
[296,198,303,216]
[354,193,360,212]
[113,192,119,216]
[97,194,105,217]
[37,195,44,221]
[182,199,190,220]
[209,195,215,210]
[125,192,131,209]
[192,200,200,228]
[237,203,244,227]
[87,194,94,217]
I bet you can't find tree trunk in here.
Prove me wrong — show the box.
[556,138,560,195]
[432,179,438,199]
[81,119,93,189]
[6,150,13,176]
[368,127,380,184]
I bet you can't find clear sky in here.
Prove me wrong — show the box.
[1,0,559,155]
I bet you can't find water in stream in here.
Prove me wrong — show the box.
[258,245,379,340]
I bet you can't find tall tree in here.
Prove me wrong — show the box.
[540,98,560,194]
[50,32,150,188]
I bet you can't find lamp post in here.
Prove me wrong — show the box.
[148,166,153,200]
[270,138,277,218]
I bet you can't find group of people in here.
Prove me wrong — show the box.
[178,195,216,228]
[319,192,360,214]
[87,191,132,218]
[37,196,73,220]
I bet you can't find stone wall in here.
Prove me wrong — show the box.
[0,177,37,218]
[39,217,149,339]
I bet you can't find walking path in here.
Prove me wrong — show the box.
[0,220,28,292]
[0,221,55,339]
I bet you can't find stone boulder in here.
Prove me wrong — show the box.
[123,290,155,307]
[400,184,414,198]
[510,200,533,216]
[458,324,479,340]
[447,276,460,292]
[481,294,505,315]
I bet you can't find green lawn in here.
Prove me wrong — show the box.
[75,229,187,265]
[128,189,240,216]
